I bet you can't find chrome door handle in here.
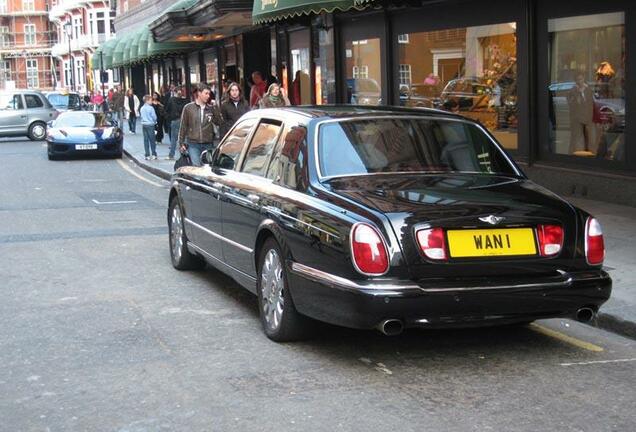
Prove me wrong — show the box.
[246,193,260,204]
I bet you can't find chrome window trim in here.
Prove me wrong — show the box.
[185,217,253,254]
[313,115,523,182]
[178,178,222,195]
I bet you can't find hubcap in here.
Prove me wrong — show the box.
[170,204,184,261]
[261,249,284,330]
[33,124,45,138]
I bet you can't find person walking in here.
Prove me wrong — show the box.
[249,71,267,108]
[219,81,249,138]
[152,91,165,144]
[123,88,140,134]
[140,95,158,160]
[178,82,223,166]
[567,74,594,154]
[164,86,189,160]
[111,85,125,128]
[259,83,290,108]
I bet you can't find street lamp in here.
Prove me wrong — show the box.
[99,50,105,99]
[64,21,74,91]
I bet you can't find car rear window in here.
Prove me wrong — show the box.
[318,118,518,178]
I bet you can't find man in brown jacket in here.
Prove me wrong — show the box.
[178,82,223,166]
[111,85,125,128]
[567,74,595,153]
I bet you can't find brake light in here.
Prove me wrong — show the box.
[536,225,563,256]
[416,227,447,260]
[350,223,389,275]
[585,217,605,265]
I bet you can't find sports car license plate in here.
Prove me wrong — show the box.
[447,228,537,258]
[75,144,97,150]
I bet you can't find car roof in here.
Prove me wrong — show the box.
[0,89,46,94]
[253,105,467,122]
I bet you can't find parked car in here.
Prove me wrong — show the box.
[439,77,493,110]
[46,111,123,160]
[399,83,441,108]
[0,90,58,140]
[346,78,382,105]
[549,82,625,132]
[44,91,86,112]
[167,106,611,341]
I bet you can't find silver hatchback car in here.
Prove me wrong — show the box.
[0,90,59,140]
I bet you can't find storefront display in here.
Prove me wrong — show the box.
[398,23,518,150]
[548,12,625,161]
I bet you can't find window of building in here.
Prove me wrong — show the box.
[26,59,38,88]
[315,25,336,105]
[399,64,412,86]
[398,22,518,150]
[547,12,625,162]
[22,0,34,12]
[0,26,10,48]
[73,16,83,39]
[64,60,71,86]
[76,59,85,86]
[0,0,7,14]
[398,34,410,44]
[96,12,106,35]
[0,60,10,82]
[352,65,369,79]
[24,24,36,46]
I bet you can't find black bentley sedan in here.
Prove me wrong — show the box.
[46,111,123,160]
[167,106,611,341]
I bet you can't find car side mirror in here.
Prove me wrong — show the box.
[200,150,214,165]
[216,153,235,170]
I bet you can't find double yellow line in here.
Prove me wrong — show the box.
[529,323,604,352]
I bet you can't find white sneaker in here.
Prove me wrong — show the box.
[144,156,150,160]
[151,155,157,160]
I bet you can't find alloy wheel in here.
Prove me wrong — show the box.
[170,204,184,262]
[260,249,285,330]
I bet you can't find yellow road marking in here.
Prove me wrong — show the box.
[116,159,166,188]
[529,323,604,352]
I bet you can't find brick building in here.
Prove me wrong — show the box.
[0,0,56,90]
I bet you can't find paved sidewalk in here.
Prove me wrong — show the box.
[122,129,636,339]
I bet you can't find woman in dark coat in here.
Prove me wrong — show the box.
[219,81,250,138]
[152,91,165,144]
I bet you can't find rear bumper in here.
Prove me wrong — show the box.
[287,262,612,330]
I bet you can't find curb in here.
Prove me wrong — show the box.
[123,148,172,181]
[124,153,636,342]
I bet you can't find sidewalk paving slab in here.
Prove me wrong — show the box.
[122,130,636,340]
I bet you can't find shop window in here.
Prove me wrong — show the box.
[345,38,382,105]
[289,29,311,105]
[316,27,336,105]
[398,22,518,150]
[548,12,625,162]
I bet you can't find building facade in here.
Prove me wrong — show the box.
[0,0,56,90]
[49,0,116,94]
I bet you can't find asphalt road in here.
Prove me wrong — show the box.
[1,138,635,432]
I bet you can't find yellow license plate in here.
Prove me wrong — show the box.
[447,228,537,258]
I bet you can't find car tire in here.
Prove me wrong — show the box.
[168,197,204,270]
[257,238,307,342]
[28,122,47,141]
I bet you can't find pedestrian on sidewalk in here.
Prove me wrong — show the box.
[124,88,140,134]
[178,82,223,166]
[152,91,165,144]
[111,85,125,129]
[259,83,290,108]
[140,95,158,160]
[164,86,189,160]
[249,71,267,108]
[219,81,249,139]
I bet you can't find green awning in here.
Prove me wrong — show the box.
[252,0,374,24]
[101,37,119,70]
[136,29,150,61]
[147,36,198,59]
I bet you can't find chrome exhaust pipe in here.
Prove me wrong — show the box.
[576,307,596,323]
[378,319,404,336]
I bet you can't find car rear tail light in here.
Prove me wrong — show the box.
[416,227,447,260]
[536,224,564,256]
[350,223,389,275]
[585,217,605,265]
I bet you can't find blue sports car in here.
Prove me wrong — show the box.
[46,111,123,160]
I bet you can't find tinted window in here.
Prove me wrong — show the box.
[25,94,43,108]
[318,118,517,178]
[241,120,282,176]
[54,112,107,127]
[214,118,256,170]
[47,93,69,109]
[267,126,308,190]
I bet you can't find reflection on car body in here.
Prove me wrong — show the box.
[167,106,611,342]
